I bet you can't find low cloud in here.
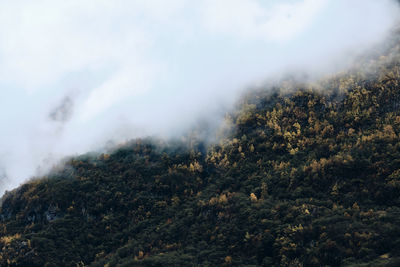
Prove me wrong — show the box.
[0,0,399,193]
[49,97,74,123]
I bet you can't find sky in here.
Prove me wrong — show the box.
[0,0,399,193]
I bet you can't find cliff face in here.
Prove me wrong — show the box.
[1,44,400,267]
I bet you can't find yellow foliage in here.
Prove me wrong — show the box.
[189,161,203,172]
[219,194,228,204]
[219,154,230,168]
[138,251,144,259]
[380,253,390,259]
[273,161,290,171]
[0,233,21,244]
[209,197,219,205]
[249,144,255,153]
[171,196,180,206]
[293,122,301,131]
[331,183,339,196]
[250,193,258,202]
[289,148,298,155]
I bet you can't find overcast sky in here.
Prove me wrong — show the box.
[0,0,399,193]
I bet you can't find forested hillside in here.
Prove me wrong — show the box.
[1,40,400,266]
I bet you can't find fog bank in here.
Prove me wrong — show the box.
[0,0,399,193]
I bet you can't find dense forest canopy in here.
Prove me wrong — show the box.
[1,31,400,267]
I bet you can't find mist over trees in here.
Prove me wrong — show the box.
[0,33,400,266]
[0,0,399,194]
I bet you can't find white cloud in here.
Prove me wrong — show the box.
[78,63,157,122]
[201,0,329,42]
[0,0,399,193]
[0,1,156,91]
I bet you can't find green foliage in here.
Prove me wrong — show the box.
[1,43,400,266]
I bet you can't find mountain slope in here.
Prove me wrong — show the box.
[1,44,400,266]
